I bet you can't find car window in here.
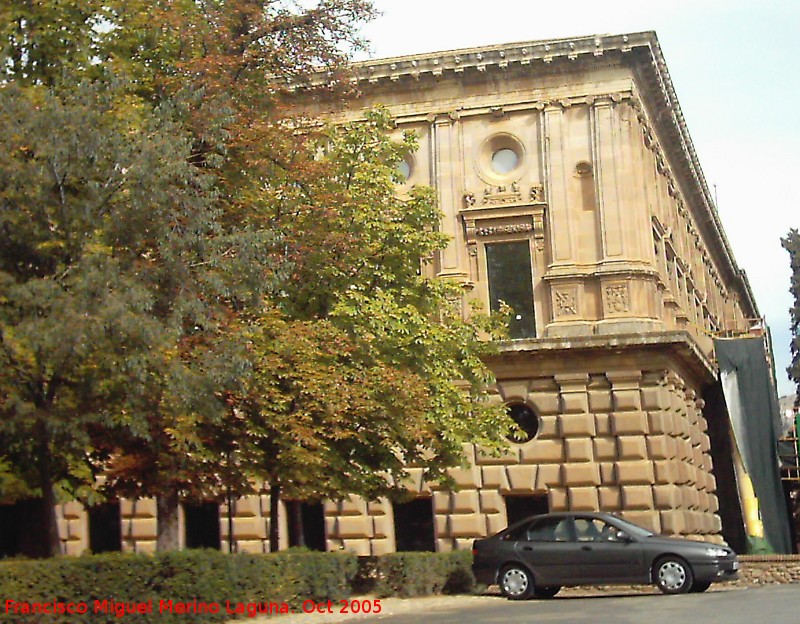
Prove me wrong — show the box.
[575,518,624,542]
[525,517,573,542]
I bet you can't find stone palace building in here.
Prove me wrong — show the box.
[37,31,763,556]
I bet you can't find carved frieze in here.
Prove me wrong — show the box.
[553,287,579,317]
[604,282,630,314]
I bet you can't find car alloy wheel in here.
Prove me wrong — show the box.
[499,565,535,600]
[655,557,693,594]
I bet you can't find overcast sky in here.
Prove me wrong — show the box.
[355,0,799,396]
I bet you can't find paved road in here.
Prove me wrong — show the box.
[371,586,800,624]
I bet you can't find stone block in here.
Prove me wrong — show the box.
[486,513,508,535]
[454,538,474,551]
[700,433,711,453]
[433,492,451,514]
[233,497,260,518]
[615,461,655,485]
[559,413,596,437]
[371,538,395,556]
[621,511,660,533]
[697,491,710,513]
[562,462,601,486]
[128,518,157,540]
[451,491,480,514]
[594,413,613,436]
[641,386,669,411]
[449,514,486,538]
[599,462,616,485]
[593,437,618,461]
[481,466,510,491]
[646,435,677,460]
[67,518,87,541]
[621,486,654,510]
[435,514,448,537]
[534,464,561,489]
[683,487,700,510]
[63,540,85,556]
[653,460,677,484]
[506,465,538,491]
[653,484,681,509]
[709,494,719,513]
[336,516,372,539]
[497,380,531,402]
[236,540,265,554]
[226,517,266,540]
[589,390,613,413]
[479,491,504,514]
[568,487,599,511]
[559,392,589,414]
[62,501,84,520]
[613,389,642,412]
[611,412,649,436]
[598,486,622,510]
[548,487,568,511]
[367,499,391,516]
[539,416,559,438]
[529,391,561,415]
[372,515,393,539]
[660,510,686,535]
[446,464,482,489]
[338,496,368,517]
[135,540,157,555]
[617,436,647,460]
[520,439,563,463]
[565,438,593,462]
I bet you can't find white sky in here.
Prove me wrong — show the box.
[356,0,799,396]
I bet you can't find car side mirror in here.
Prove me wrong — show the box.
[615,530,632,542]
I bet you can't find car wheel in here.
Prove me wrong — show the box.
[654,556,694,594]
[689,581,711,593]
[533,585,561,599]
[499,564,535,600]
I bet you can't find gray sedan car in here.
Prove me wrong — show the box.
[472,512,739,599]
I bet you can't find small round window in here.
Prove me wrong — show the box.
[397,159,412,181]
[506,403,540,443]
[491,148,519,174]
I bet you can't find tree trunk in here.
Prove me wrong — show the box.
[36,420,60,557]
[156,488,181,551]
[269,483,281,552]
[287,500,305,548]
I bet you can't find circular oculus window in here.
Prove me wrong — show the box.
[476,133,526,183]
[491,148,519,174]
[505,403,540,444]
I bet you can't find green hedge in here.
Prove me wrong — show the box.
[0,549,357,623]
[374,550,475,598]
[0,549,476,622]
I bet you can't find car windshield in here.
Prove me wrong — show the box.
[610,516,654,538]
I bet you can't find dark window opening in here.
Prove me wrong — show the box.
[393,498,435,552]
[505,494,549,528]
[486,241,536,339]
[88,502,121,553]
[0,505,21,558]
[287,501,326,551]
[184,502,221,550]
[506,403,540,443]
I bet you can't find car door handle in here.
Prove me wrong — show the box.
[522,546,534,551]
[581,545,592,551]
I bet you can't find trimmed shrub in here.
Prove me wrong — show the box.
[374,550,475,598]
[0,549,357,623]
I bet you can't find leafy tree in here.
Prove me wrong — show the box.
[1,1,512,556]
[218,110,510,550]
[0,78,231,556]
[783,229,800,402]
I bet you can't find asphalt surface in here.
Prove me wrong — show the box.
[363,585,800,624]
